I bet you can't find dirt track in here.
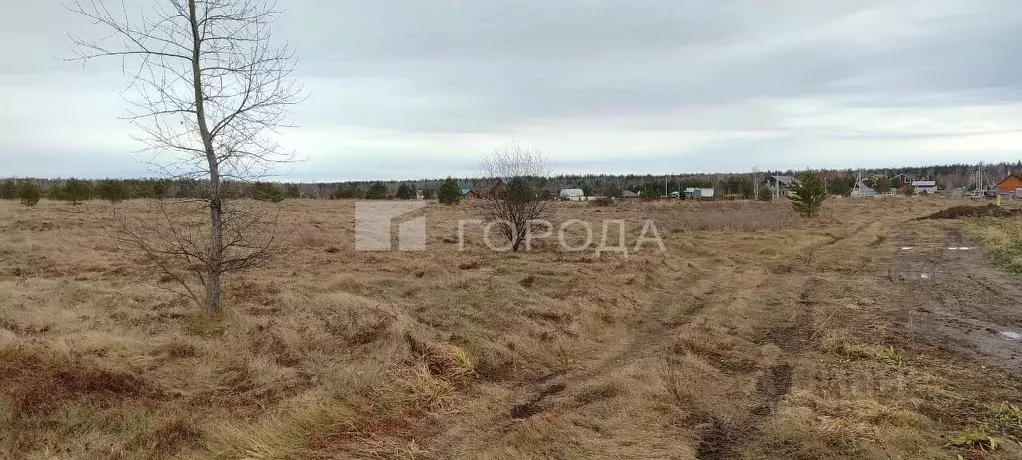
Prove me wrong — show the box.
[885,222,1022,374]
[434,207,1022,459]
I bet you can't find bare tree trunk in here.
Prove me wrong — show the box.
[205,188,223,315]
[188,0,222,314]
[204,256,221,314]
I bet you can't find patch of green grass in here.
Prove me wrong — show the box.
[987,402,1022,427]
[875,346,906,366]
[945,428,1001,451]
[990,248,1022,275]
[962,219,1022,275]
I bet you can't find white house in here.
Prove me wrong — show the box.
[911,180,937,195]
[684,187,715,199]
[559,188,585,201]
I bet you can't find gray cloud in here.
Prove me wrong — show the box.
[2,0,1021,180]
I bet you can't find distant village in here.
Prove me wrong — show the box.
[454,171,1022,203]
[298,162,1022,201]
[6,162,1022,202]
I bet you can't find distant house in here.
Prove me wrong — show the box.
[489,181,505,197]
[996,175,1022,195]
[851,182,875,198]
[621,190,639,200]
[559,188,585,201]
[683,187,715,199]
[460,188,480,200]
[911,180,937,195]
[765,176,800,198]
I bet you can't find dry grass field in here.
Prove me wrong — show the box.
[1,197,1021,459]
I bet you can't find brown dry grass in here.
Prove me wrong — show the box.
[0,196,1020,459]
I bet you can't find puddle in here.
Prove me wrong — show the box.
[900,247,914,250]
[1000,331,1021,341]
[948,247,973,250]
[920,273,931,279]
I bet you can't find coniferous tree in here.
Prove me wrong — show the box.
[17,181,42,207]
[365,182,389,200]
[438,178,461,205]
[0,180,16,200]
[330,184,364,199]
[152,180,169,199]
[96,179,131,203]
[789,171,828,218]
[249,182,284,202]
[395,183,415,199]
[62,178,93,204]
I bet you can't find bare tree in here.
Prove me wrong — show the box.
[751,166,761,199]
[68,0,302,314]
[479,142,553,252]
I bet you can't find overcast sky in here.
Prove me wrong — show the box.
[2,1,1021,181]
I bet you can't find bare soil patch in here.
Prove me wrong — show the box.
[918,203,1022,219]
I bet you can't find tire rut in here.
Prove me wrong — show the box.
[695,271,821,459]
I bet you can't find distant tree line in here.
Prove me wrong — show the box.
[302,162,1022,200]
[4,161,1020,205]
[0,178,309,204]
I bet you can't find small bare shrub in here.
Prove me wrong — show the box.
[657,355,687,408]
[479,142,553,251]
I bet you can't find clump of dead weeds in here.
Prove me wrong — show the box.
[149,337,201,361]
[126,414,202,454]
[575,379,624,405]
[317,298,399,346]
[0,343,154,415]
[409,339,475,383]
[182,310,229,337]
